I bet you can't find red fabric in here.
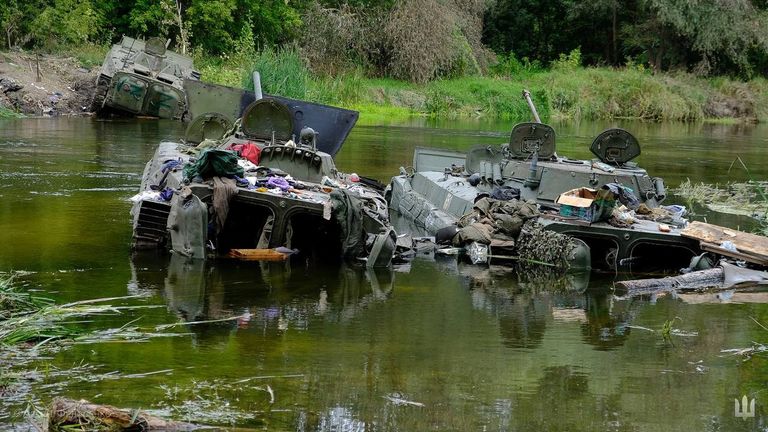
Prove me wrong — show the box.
[229,142,261,165]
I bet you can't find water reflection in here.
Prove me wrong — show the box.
[453,261,636,350]
[129,253,395,335]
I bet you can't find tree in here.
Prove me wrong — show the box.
[1,0,23,48]
[645,0,768,75]
[483,0,576,65]
[237,0,306,49]
[129,0,176,39]
[31,0,101,48]
[186,0,236,54]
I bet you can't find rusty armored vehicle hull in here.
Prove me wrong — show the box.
[387,94,701,272]
[130,80,396,267]
[91,36,200,120]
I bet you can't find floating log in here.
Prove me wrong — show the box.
[616,268,725,296]
[617,261,768,297]
[49,398,197,431]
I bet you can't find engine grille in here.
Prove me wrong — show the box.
[133,200,171,249]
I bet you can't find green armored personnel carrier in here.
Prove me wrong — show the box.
[130,80,396,267]
[388,92,701,271]
[90,36,200,120]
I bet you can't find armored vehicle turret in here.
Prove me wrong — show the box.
[90,36,200,120]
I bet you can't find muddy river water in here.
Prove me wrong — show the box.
[1,117,768,431]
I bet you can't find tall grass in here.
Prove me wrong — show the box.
[0,106,22,119]
[424,77,545,119]
[240,47,309,100]
[539,68,708,121]
[185,47,768,122]
[62,43,108,69]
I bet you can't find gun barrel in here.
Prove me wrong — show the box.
[522,90,541,123]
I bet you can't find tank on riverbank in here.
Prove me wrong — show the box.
[387,92,702,272]
[90,36,200,120]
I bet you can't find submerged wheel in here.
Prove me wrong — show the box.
[89,76,110,113]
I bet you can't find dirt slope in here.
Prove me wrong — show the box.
[0,51,96,117]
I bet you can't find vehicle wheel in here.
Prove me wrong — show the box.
[89,76,110,113]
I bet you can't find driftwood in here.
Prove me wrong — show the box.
[49,398,197,431]
[617,262,768,297]
[616,268,724,296]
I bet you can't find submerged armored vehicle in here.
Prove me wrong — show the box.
[388,92,700,271]
[91,36,200,120]
[130,80,396,267]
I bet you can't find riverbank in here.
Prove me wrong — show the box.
[168,53,768,124]
[0,51,97,118]
[2,46,766,123]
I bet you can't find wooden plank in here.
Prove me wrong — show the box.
[682,221,768,260]
[699,242,768,266]
[227,248,288,261]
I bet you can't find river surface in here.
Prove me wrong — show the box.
[1,117,768,431]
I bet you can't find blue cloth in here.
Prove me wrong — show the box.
[161,159,183,174]
[159,188,174,201]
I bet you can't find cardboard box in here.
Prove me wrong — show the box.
[556,187,616,223]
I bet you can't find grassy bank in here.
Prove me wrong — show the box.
[4,44,766,123]
[197,50,768,123]
[0,106,22,119]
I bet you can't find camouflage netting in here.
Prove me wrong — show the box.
[514,220,577,270]
[451,197,576,269]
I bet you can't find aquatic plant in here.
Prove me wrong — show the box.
[674,178,768,221]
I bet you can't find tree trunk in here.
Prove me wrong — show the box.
[616,268,724,297]
[49,398,198,431]
[612,1,617,65]
[175,0,187,54]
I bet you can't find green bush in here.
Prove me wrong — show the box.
[550,48,582,71]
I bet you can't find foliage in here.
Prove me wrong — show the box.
[186,0,236,54]
[189,47,768,122]
[308,70,366,106]
[3,0,768,89]
[30,0,102,49]
[424,77,545,119]
[242,47,310,100]
[299,2,365,76]
[550,48,582,70]
[384,0,489,83]
[0,106,23,119]
[483,0,578,67]
[0,0,24,49]
[642,0,768,75]
[485,0,768,77]
[63,42,109,68]
[490,52,544,78]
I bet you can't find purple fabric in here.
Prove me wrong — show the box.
[159,188,174,201]
[266,176,291,191]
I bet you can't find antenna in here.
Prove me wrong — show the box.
[121,37,137,71]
